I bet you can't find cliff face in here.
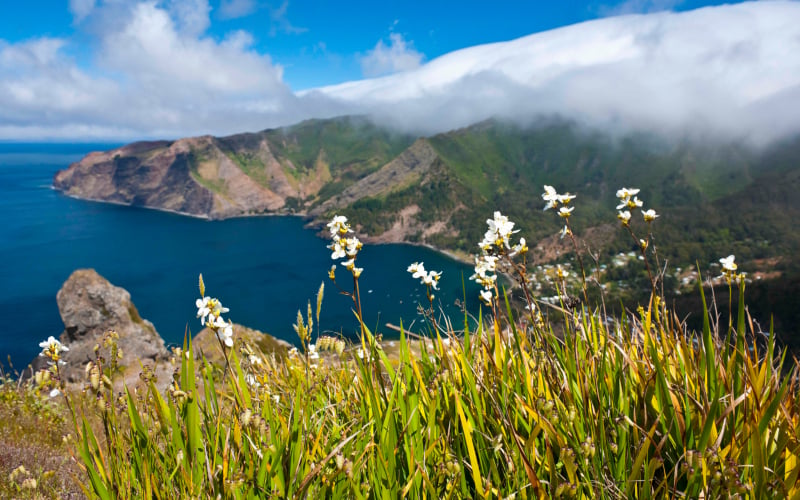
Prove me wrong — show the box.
[53,136,293,219]
[53,117,416,220]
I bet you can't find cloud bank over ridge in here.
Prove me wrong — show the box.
[2,1,800,143]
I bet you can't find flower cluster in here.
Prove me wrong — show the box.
[471,212,527,305]
[479,211,521,252]
[39,336,69,362]
[196,296,234,347]
[616,187,658,226]
[407,262,442,291]
[327,215,363,278]
[542,185,577,235]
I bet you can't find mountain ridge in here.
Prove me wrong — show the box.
[53,115,800,274]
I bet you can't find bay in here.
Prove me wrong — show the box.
[0,143,482,370]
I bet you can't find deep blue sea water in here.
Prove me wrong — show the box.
[0,143,481,370]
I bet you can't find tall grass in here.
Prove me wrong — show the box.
[32,189,800,498]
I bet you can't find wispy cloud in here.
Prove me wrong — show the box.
[218,0,259,20]
[599,0,685,16]
[2,1,800,144]
[268,1,307,36]
[360,33,425,77]
[68,0,96,23]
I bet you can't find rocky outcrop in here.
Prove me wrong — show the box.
[31,269,293,389]
[192,323,290,366]
[33,269,169,386]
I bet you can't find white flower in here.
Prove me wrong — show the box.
[485,211,518,247]
[308,343,320,360]
[510,237,528,256]
[49,388,61,398]
[558,193,576,204]
[423,270,442,290]
[470,255,497,280]
[407,262,426,279]
[560,225,572,239]
[196,297,212,325]
[542,185,559,210]
[326,215,349,235]
[720,255,737,273]
[628,196,643,209]
[39,336,68,358]
[199,297,228,325]
[479,289,493,304]
[616,187,640,200]
[341,258,355,270]
[212,300,229,317]
[617,210,631,225]
[352,267,363,278]
[209,316,233,347]
[643,209,659,222]
[558,206,574,218]
[328,239,346,260]
[345,237,362,257]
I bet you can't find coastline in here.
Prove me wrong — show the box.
[53,187,473,265]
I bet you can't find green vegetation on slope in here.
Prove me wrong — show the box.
[265,116,414,197]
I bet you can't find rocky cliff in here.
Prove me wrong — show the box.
[30,269,169,386]
[31,269,290,390]
[53,117,415,220]
[53,136,293,219]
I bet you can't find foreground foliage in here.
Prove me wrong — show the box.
[28,187,800,498]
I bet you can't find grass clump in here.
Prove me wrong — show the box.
[26,185,800,498]
[0,371,86,499]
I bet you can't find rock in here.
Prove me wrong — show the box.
[33,269,169,387]
[30,269,293,390]
[192,323,291,366]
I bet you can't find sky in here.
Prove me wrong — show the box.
[1,0,800,142]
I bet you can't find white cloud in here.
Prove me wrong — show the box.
[166,0,212,36]
[69,0,97,23]
[218,0,258,20]
[602,0,685,16]
[268,1,306,36]
[360,33,424,77]
[0,1,306,140]
[1,1,800,144]
[317,1,800,144]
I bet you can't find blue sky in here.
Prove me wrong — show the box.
[3,0,749,89]
[1,1,799,141]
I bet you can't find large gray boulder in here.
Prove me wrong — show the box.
[39,269,169,385]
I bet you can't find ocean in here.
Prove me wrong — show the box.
[0,143,482,370]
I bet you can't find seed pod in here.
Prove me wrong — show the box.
[90,366,101,391]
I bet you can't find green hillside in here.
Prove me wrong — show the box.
[332,118,798,272]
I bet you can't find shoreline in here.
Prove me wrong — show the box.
[53,187,474,266]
